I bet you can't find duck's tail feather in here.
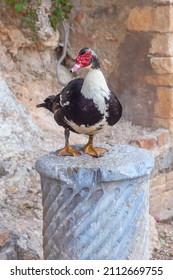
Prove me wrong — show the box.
[36,95,59,113]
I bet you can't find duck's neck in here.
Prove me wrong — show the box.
[81,69,111,115]
[81,69,110,99]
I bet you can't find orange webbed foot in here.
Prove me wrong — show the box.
[57,146,81,156]
[83,144,108,157]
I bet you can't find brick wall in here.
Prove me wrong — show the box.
[130,128,173,220]
[109,0,173,132]
[70,0,173,219]
[70,0,173,131]
[112,0,173,219]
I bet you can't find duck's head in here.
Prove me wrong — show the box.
[70,48,100,73]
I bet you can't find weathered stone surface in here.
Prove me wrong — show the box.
[0,21,31,56]
[150,57,173,74]
[109,30,156,128]
[14,232,40,260]
[126,7,153,32]
[150,164,173,220]
[0,227,17,260]
[128,116,170,130]
[156,147,173,172]
[150,34,173,56]
[69,0,130,80]
[36,145,154,181]
[56,65,73,86]
[0,227,11,247]
[149,215,161,257]
[0,226,40,260]
[150,183,166,199]
[154,0,173,3]
[37,0,60,48]
[150,189,173,220]
[130,138,156,150]
[169,120,173,135]
[126,6,173,32]
[157,130,170,147]
[145,74,173,87]
[154,87,173,118]
[0,71,58,259]
[75,12,86,26]
[0,18,61,126]
[166,171,173,181]
[129,126,173,221]
[129,129,170,150]
[150,174,166,189]
[36,145,154,260]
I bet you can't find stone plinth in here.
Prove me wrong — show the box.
[35,144,154,260]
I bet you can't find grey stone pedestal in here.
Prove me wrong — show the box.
[35,144,154,260]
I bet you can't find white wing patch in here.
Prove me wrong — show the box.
[63,101,70,106]
[60,90,70,107]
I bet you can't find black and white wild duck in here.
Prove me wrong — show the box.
[37,47,122,157]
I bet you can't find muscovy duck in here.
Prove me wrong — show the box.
[37,47,122,157]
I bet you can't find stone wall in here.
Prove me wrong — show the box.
[130,128,173,220]
[116,0,173,130]
[69,0,130,79]
[70,0,173,131]
[70,0,173,220]
[122,0,173,219]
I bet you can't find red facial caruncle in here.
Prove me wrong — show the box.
[70,51,93,73]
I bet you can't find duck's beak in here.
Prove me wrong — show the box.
[70,63,83,73]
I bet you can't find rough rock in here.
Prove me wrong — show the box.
[154,0,173,3]
[0,18,60,124]
[37,0,60,48]
[0,226,17,260]
[0,226,39,260]
[56,65,73,85]
[149,215,161,257]
[0,71,58,259]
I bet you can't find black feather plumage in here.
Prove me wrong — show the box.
[37,47,122,157]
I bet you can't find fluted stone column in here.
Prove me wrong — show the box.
[35,144,154,260]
